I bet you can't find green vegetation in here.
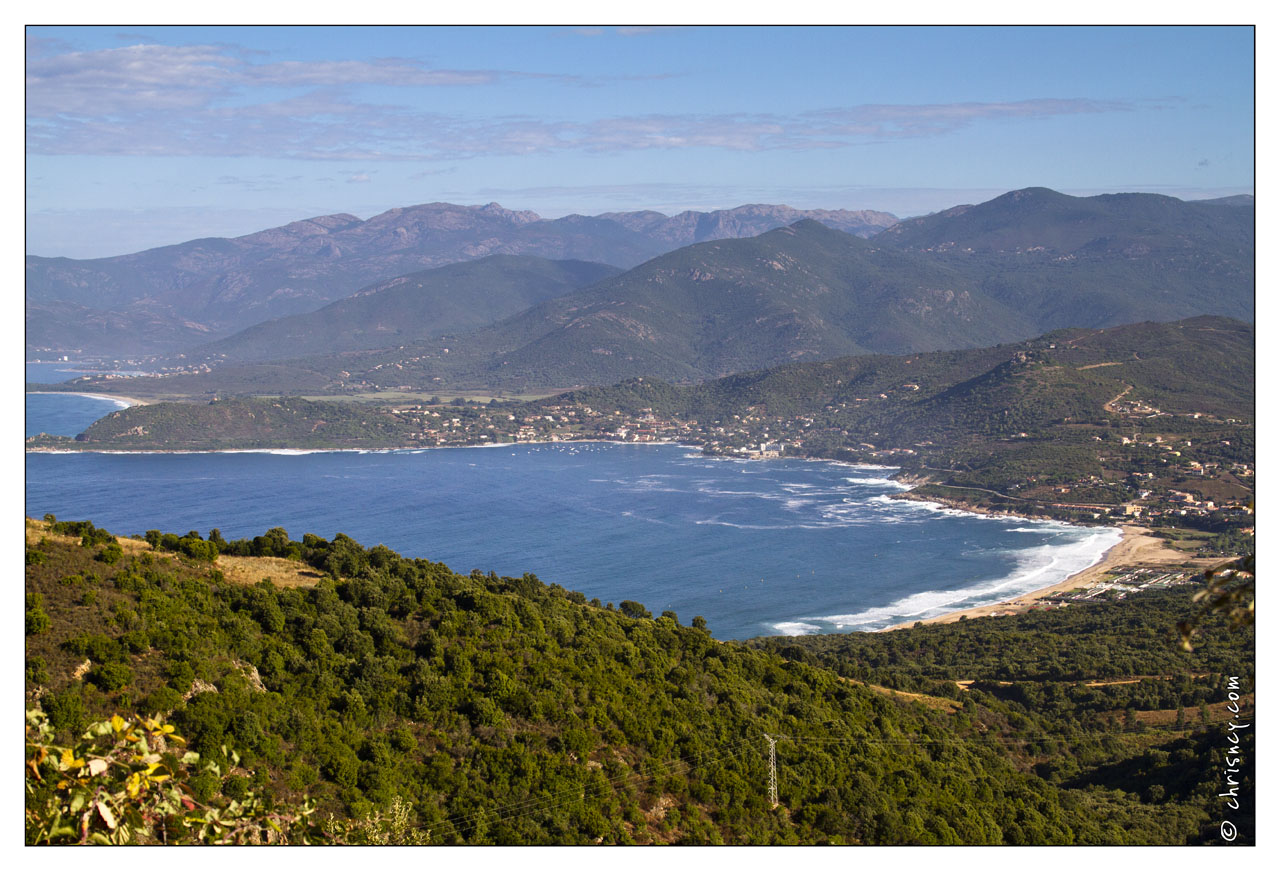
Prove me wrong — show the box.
[26,519,1252,844]
[752,586,1255,844]
[193,256,620,364]
[541,317,1253,523]
[55,397,424,451]
[26,709,431,845]
[28,318,1255,540]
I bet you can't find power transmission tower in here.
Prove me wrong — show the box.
[764,733,778,808]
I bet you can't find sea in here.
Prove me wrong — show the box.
[24,363,1122,640]
[26,362,140,438]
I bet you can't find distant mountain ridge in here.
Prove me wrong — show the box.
[1192,194,1254,207]
[875,187,1253,334]
[596,203,897,246]
[63,184,1257,400]
[427,220,1031,387]
[879,187,1254,256]
[26,201,897,356]
[300,190,1252,393]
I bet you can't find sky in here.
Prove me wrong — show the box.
[25,24,1256,258]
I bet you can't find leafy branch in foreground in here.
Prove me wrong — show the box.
[26,708,435,846]
[25,709,321,845]
[1178,553,1255,651]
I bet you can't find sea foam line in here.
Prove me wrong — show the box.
[27,391,134,409]
[779,525,1123,633]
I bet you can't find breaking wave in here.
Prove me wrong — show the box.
[795,526,1123,632]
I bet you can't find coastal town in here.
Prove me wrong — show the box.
[29,371,1253,550]
[364,397,1253,535]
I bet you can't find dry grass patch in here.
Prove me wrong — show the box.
[841,676,961,713]
[26,518,151,554]
[1126,696,1254,727]
[217,554,325,588]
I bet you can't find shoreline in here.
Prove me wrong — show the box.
[26,390,149,408]
[24,436,692,456]
[878,523,1198,632]
[25,419,1213,635]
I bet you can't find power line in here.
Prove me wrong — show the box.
[764,733,778,809]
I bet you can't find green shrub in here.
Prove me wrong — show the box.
[25,593,51,635]
[88,662,134,693]
[26,656,50,685]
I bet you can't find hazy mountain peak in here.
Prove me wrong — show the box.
[234,213,363,248]
[1193,194,1255,207]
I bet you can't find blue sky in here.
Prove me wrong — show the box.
[25,24,1255,258]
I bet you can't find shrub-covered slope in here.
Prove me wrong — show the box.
[25,519,1251,844]
[24,519,1107,845]
[188,256,622,364]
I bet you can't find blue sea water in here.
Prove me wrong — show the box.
[25,391,1122,639]
[26,361,150,384]
[25,361,146,438]
[25,393,131,439]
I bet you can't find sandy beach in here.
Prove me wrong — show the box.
[27,390,149,408]
[880,523,1204,631]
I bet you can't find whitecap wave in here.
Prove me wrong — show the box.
[843,476,912,490]
[772,621,822,636]
[793,526,1123,632]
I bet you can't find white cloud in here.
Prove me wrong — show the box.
[26,41,1160,162]
[25,41,565,120]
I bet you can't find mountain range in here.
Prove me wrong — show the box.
[877,187,1254,335]
[26,202,896,356]
[114,187,1253,398]
[28,188,1254,401]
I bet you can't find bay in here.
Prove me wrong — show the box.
[25,392,131,438]
[26,416,1120,639]
[26,361,151,384]
[26,361,151,437]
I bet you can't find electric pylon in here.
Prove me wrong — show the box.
[764,733,778,808]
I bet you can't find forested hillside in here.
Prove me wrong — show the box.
[542,316,1254,518]
[188,256,622,363]
[26,519,1251,844]
[60,397,421,451]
